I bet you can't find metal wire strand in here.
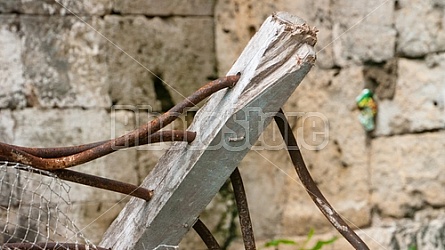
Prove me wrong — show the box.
[193,219,221,250]
[274,109,369,250]
[230,167,256,250]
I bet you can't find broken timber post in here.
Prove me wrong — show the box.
[100,12,317,249]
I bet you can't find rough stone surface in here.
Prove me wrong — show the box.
[1,0,112,15]
[396,0,445,57]
[104,15,215,111]
[330,1,394,27]
[10,108,137,243]
[21,16,111,108]
[215,0,395,71]
[331,0,396,65]
[0,110,14,143]
[0,0,19,14]
[426,51,445,68]
[20,0,112,15]
[375,57,445,136]
[363,59,398,100]
[371,131,445,218]
[390,217,445,250]
[0,15,26,109]
[113,0,215,16]
[333,23,396,65]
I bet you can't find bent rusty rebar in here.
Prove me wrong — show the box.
[0,74,240,170]
[230,167,256,250]
[13,164,153,201]
[274,109,369,250]
[11,162,153,201]
[4,130,196,159]
[52,169,153,201]
[0,129,196,169]
[193,219,221,250]
[2,130,195,201]
[8,140,107,159]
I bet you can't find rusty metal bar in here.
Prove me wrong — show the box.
[193,219,221,250]
[0,130,196,169]
[12,163,153,201]
[274,109,369,250]
[8,140,107,158]
[1,242,110,250]
[230,167,256,250]
[52,169,153,201]
[1,131,195,201]
[2,130,196,159]
[0,75,239,170]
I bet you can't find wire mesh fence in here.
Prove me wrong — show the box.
[0,161,101,250]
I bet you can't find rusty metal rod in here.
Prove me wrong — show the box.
[3,130,196,158]
[120,73,240,149]
[0,130,196,169]
[0,131,195,201]
[52,169,153,201]
[0,74,240,170]
[193,219,221,250]
[274,109,369,250]
[9,140,107,158]
[230,167,256,250]
[1,242,110,250]
[13,163,153,201]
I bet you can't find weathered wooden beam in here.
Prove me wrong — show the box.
[100,12,317,249]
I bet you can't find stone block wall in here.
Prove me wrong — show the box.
[213,0,445,249]
[1,0,444,249]
[0,0,216,244]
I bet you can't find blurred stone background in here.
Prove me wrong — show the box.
[0,0,444,249]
